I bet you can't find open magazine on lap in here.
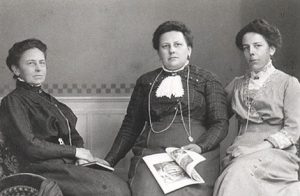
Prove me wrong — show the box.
[143,147,206,194]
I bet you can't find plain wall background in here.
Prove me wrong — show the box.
[1,0,299,97]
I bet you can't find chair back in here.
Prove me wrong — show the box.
[0,131,20,178]
[0,173,45,196]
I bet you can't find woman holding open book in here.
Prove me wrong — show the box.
[213,19,300,196]
[0,38,130,196]
[105,21,228,196]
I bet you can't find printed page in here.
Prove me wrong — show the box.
[143,153,202,194]
[165,147,205,181]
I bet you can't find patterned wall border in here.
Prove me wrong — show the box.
[0,83,135,96]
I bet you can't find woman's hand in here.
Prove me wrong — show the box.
[231,141,273,158]
[181,144,202,154]
[75,148,95,162]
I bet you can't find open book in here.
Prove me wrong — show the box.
[80,161,114,172]
[143,147,205,194]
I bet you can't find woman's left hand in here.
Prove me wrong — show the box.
[181,144,202,154]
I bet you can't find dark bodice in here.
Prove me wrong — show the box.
[105,65,228,166]
[0,80,83,167]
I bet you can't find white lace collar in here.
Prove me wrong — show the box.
[248,61,275,90]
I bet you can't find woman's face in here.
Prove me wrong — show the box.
[158,31,192,71]
[242,32,275,72]
[12,48,47,86]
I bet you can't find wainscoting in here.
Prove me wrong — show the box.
[58,97,132,180]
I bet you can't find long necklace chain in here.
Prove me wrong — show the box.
[148,66,193,142]
[242,76,255,134]
[244,80,252,134]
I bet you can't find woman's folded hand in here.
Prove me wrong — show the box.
[181,144,202,154]
[75,148,95,162]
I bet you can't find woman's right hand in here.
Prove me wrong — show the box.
[181,144,202,154]
[75,148,95,162]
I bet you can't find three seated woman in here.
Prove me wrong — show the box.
[0,19,299,196]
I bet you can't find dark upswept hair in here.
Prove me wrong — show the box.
[6,38,47,72]
[152,21,193,51]
[235,19,282,50]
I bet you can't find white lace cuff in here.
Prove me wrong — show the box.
[266,131,294,149]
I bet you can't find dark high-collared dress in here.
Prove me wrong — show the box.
[0,80,130,196]
[105,64,228,196]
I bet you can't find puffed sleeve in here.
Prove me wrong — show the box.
[105,77,147,166]
[225,77,239,118]
[266,77,300,149]
[1,95,77,161]
[196,77,229,153]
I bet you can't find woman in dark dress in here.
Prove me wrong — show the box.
[0,38,130,196]
[105,21,229,196]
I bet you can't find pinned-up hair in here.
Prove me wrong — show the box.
[152,21,193,51]
[6,38,47,72]
[235,19,282,50]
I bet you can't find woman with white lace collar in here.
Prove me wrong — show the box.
[105,21,228,196]
[213,19,300,196]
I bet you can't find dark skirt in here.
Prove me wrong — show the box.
[25,161,131,196]
[129,117,220,196]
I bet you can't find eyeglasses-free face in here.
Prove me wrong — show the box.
[242,32,275,72]
[12,48,47,86]
[158,31,192,71]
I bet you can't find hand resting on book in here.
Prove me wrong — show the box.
[181,144,202,154]
[75,148,111,166]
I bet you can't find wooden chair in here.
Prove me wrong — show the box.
[0,132,20,178]
[0,131,62,195]
[0,173,45,196]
